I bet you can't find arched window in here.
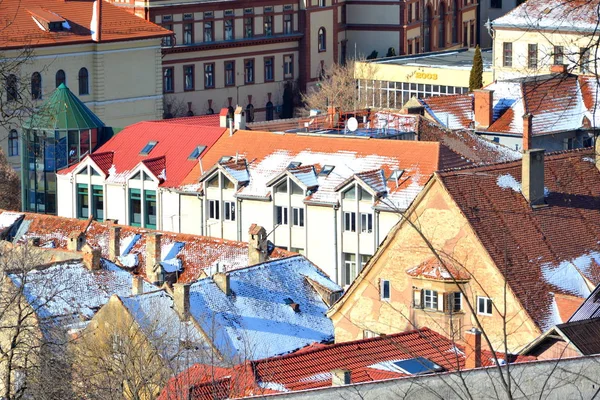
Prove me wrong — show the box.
[8,130,18,157]
[424,6,432,52]
[452,0,458,43]
[78,68,89,95]
[266,101,274,121]
[245,104,254,123]
[31,72,42,100]
[6,74,18,102]
[318,27,326,52]
[56,70,66,88]
[438,3,446,49]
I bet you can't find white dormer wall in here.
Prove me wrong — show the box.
[123,167,160,229]
[57,160,107,220]
[271,177,308,254]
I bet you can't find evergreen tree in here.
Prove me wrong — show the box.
[469,45,484,91]
[386,47,396,57]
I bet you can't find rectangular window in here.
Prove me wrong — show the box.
[244,59,254,84]
[284,14,292,34]
[145,190,156,229]
[209,199,220,219]
[8,131,18,157]
[162,24,173,46]
[244,17,253,38]
[580,47,590,73]
[129,189,141,226]
[491,0,501,8]
[360,213,373,233]
[163,67,174,93]
[343,253,356,285]
[225,61,235,86]
[92,185,103,222]
[380,279,390,301]
[77,184,89,219]
[224,19,234,40]
[344,211,356,232]
[477,296,493,315]
[204,63,214,88]
[448,292,462,313]
[363,330,379,339]
[284,55,294,79]
[264,15,273,36]
[424,289,438,309]
[528,44,538,69]
[292,207,304,227]
[203,21,213,42]
[224,201,236,221]
[415,2,419,21]
[184,65,194,91]
[554,46,564,65]
[264,57,274,82]
[407,3,412,23]
[503,42,512,67]
[319,0,326,6]
[183,23,193,44]
[276,206,288,225]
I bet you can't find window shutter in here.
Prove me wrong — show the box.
[444,293,451,314]
[437,292,444,311]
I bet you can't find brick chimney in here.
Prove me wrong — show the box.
[173,283,191,320]
[473,89,494,129]
[132,275,144,295]
[234,106,246,130]
[92,0,102,42]
[331,369,351,386]
[213,272,230,296]
[522,113,533,151]
[522,151,545,207]
[146,233,164,284]
[550,64,567,74]
[464,327,482,369]
[82,244,101,270]
[248,224,267,265]
[109,225,121,261]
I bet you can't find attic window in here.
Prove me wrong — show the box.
[219,156,233,164]
[287,161,302,169]
[388,169,404,182]
[188,145,207,160]
[320,165,335,176]
[140,141,158,156]
[393,357,443,375]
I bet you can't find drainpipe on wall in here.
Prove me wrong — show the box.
[333,203,339,285]
[197,193,204,236]
[237,198,242,242]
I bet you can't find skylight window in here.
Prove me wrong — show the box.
[388,169,404,182]
[393,357,442,375]
[219,156,233,164]
[140,141,158,156]
[320,165,335,176]
[287,161,302,169]
[188,145,207,160]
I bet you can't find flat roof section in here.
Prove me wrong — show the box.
[370,48,493,71]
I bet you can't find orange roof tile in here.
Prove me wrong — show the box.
[554,293,585,323]
[0,0,170,49]
[406,258,471,281]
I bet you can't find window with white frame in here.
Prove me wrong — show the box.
[448,292,462,313]
[343,253,356,285]
[363,330,379,339]
[344,211,356,232]
[360,213,373,233]
[224,201,235,221]
[477,296,493,315]
[380,279,390,301]
[292,207,304,227]
[209,199,220,219]
[423,289,438,309]
[360,254,370,269]
[276,206,288,225]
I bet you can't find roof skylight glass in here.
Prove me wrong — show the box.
[287,161,302,169]
[140,141,158,156]
[393,357,442,375]
[320,165,335,176]
[188,145,207,160]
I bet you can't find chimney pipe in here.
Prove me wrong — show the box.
[248,224,268,265]
[132,275,144,295]
[522,148,545,207]
[522,113,533,151]
[92,0,102,42]
[331,369,351,386]
[550,64,567,74]
[464,327,482,369]
[213,272,230,296]
[219,108,228,128]
[146,233,164,284]
[229,118,234,136]
[109,225,121,261]
[173,283,191,320]
[234,106,246,130]
[473,90,494,129]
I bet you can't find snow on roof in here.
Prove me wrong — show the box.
[8,259,154,329]
[120,290,215,370]
[0,212,23,229]
[290,166,319,188]
[188,256,341,361]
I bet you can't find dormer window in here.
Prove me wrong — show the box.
[222,175,234,189]
[388,169,404,185]
[219,156,232,164]
[358,186,372,202]
[188,145,207,160]
[275,180,288,193]
[320,165,335,176]
[343,187,356,200]
[290,180,303,195]
[287,161,302,169]
[140,141,158,156]
[207,175,219,188]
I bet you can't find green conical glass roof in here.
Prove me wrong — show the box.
[23,83,105,130]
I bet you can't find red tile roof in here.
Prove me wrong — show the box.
[3,211,294,283]
[0,0,170,50]
[406,258,471,281]
[156,115,221,127]
[419,94,474,130]
[59,121,226,188]
[160,328,534,399]
[554,293,585,323]
[437,148,600,331]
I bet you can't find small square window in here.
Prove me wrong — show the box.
[477,296,493,315]
[188,145,206,160]
[319,165,335,176]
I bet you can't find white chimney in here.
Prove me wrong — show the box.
[91,0,102,42]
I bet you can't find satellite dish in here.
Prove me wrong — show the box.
[347,117,358,132]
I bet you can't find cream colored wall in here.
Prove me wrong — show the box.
[2,38,164,171]
[306,205,337,280]
[308,9,336,80]
[347,31,400,60]
[160,190,181,232]
[105,184,127,225]
[56,175,74,218]
[493,28,598,79]
[179,194,203,235]
[330,179,542,352]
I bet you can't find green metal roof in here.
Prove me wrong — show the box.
[23,84,105,130]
